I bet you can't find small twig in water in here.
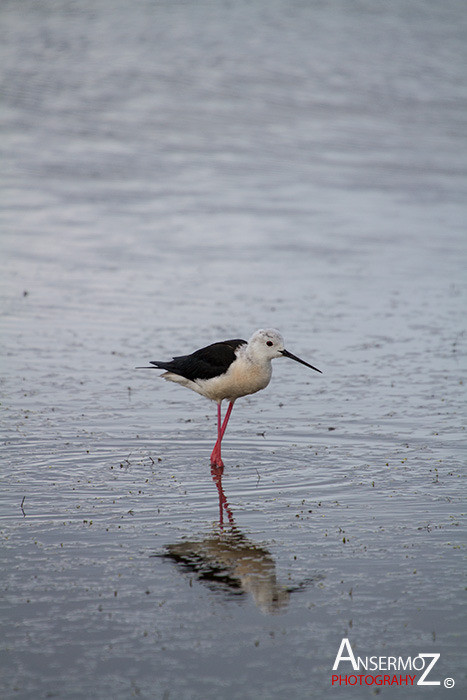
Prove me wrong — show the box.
[20,496,26,517]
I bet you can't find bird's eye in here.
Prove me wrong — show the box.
[266,341,273,347]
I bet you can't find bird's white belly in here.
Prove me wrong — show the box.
[194,360,272,403]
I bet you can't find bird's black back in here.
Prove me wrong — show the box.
[150,338,246,381]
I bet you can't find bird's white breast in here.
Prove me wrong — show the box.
[194,355,272,403]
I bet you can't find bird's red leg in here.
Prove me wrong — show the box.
[217,402,222,438]
[210,401,234,467]
[220,401,234,439]
[210,403,224,467]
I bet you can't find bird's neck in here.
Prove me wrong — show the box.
[244,347,265,365]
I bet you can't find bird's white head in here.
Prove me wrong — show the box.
[247,329,286,361]
[247,328,322,373]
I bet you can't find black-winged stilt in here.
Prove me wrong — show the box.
[138,329,321,467]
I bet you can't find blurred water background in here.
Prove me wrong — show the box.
[1,1,466,698]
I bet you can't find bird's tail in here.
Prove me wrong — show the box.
[136,361,172,370]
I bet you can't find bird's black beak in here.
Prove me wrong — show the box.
[281,349,322,373]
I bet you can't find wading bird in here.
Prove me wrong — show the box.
[138,329,321,467]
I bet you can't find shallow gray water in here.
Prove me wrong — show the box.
[1,1,466,698]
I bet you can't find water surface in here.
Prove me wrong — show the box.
[1,1,466,698]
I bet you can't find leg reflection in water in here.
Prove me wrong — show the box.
[210,464,235,529]
[159,466,313,613]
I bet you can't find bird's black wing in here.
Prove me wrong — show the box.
[149,338,246,381]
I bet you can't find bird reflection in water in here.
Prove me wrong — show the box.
[161,466,294,613]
